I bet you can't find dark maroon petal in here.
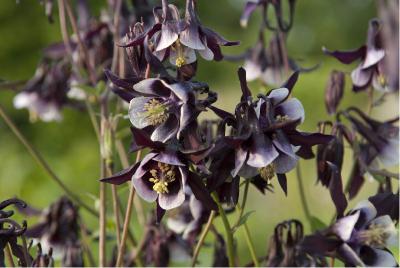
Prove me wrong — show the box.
[273,153,297,174]
[156,201,166,223]
[276,173,287,196]
[240,1,260,27]
[201,27,240,46]
[326,162,347,218]
[238,67,252,100]
[368,192,399,221]
[287,131,334,146]
[323,46,366,64]
[101,163,139,185]
[347,162,365,199]
[247,135,279,168]
[133,78,171,97]
[209,105,234,120]
[300,233,341,255]
[153,151,185,166]
[119,23,162,47]
[280,71,299,95]
[187,172,217,211]
[337,243,365,267]
[296,145,315,159]
[232,147,248,177]
[130,127,165,152]
[169,82,192,102]
[25,222,47,238]
[325,70,345,115]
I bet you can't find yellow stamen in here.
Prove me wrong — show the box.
[149,162,177,194]
[275,114,290,123]
[143,98,168,126]
[358,223,391,248]
[259,164,275,183]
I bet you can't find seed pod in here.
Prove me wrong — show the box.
[325,70,345,114]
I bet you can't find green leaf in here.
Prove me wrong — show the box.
[233,210,255,232]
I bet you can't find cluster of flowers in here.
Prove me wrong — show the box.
[2,0,398,267]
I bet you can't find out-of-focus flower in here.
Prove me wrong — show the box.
[0,198,30,267]
[24,197,84,267]
[301,195,399,267]
[324,19,397,92]
[265,219,327,266]
[212,232,229,267]
[325,70,345,115]
[13,60,70,122]
[240,0,296,32]
[122,0,239,67]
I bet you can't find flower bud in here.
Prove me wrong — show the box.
[325,70,345,114]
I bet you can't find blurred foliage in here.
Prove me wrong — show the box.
[0,0,397,266]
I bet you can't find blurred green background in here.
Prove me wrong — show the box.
[0,0,398,266]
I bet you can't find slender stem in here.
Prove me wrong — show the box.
[111,182,122,246]
[99,164,107,267]
[79,219,96,267]
[330,256,335,267]
[0,103,98,217]
[233,179,250,228]
[191,210,216,267]
[5,244,15,267]
[212,192,235,267]
[296,163,312,224]
[116,151,143,267]
[243,223,259,267]
[84,99,101,142]
[236,203,259,267]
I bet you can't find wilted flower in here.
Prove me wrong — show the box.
[122,0,239,67]
[24,197,84,267]
[301,195,399,267]
[265,219,327,266]
[0,198,30,267]
[324,70,345,115]
[240,0,297,32]
[324,19,397,92]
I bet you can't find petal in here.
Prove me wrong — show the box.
[240,1,259,27]
[231,147,248,177]
[128,96,154,129]
[243,59,262,81]
[132,177,158,202]
[353,200,377,225]
[151,115,179,142]
[247,135,279,168]
[332,211,360,241]
[153,151,185,166]
[378,137,399,167]
[180,24,205,50]
[156,23,179,51]
[158,188,185,210]
[351,65,372,88]
[133,78,170,97]
[362,49,385,69]
[272,132,296,158]
[273,153,298,174]
[267,88,289,105]
[368,215,398,247]
[361,247,397,267]
[322,46,366,64]
[198,41,214,61]
[275,98,305,123]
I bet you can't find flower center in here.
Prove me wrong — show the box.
[149,162,177,194]
[259,164,275,183]
[174,39,186,67]
[357,223,390,248]
[275,114,290,123]
[143,98,169,126]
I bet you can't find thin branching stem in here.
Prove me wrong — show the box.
[233,179,250,228]
[296,163,313,225]
[5,244,15,267]
[191,210,216,266]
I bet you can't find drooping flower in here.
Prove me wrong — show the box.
[301,195,399,267]
[122,0,239,67]
[324,19,397,92]
[324,70,345,115]
[24,197,84,267]
[214,68,333,194]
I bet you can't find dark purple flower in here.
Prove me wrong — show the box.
[0,198,30,267]
[265,220,327,267]
[13,60,71,122]
[240,0,296,32]
[301,196,398,267]
[214,68,332,194]
[122,0,239,67]
[324,19,396,92]
[24,197,84,267]
[325,70,345,115]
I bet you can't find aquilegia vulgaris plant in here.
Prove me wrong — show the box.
[0,0,398,267]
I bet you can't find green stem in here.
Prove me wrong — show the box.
[296,163,312,225]
[191,210,216,266]
[212,192,235,267]
[233,179,250,228]
[236,203,259,267]
[0,103,98,217]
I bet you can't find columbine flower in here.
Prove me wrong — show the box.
[324,19,396,92]
[105,72,216,142]
[301,195,399,267]
[24,197,84,267]
[13,60,70,122]
[240,0,296,32]
[0,198,30,267]
[215,68,332,194]
[122,0,239,67]
[265,220,327,267]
